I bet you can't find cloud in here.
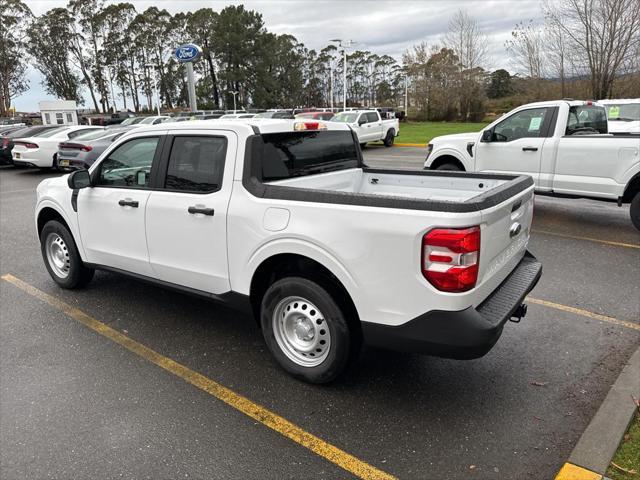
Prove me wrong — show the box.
[15,0,543,111]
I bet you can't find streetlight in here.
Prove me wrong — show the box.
[330,39,355,111]
[145,63,161,116]
[230,91,239,113]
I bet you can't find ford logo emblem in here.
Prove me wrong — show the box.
[174,44,202,63]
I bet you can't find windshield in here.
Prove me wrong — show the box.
[120,118,137,125]
[331,113,358,123]
[73,129,110,141]
[605,104,640,122]
[139,117,162,124]
[34,127,69,138]
[256,131,359,182]
[566,105,608,135]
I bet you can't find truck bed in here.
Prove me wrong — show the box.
[264,168,525,208]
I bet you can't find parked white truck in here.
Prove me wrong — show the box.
[599,99,640,134]
[331,109,400,147]
[35,119,541,383]
[423,100,640,230]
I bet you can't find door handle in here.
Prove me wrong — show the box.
[188,206,215,216]
[522,146,538,152]
[118,199,139,208]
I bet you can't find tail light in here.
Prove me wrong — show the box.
[14,141,38,149]
[58,142,92,152]
[422,226,480,293]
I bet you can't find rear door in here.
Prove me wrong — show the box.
[474,107,554,185]
[363,111,382,141]
[145,130,237,294]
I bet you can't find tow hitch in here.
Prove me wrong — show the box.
[509,304,528,323]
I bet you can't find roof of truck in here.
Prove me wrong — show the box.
[126,118,353,137]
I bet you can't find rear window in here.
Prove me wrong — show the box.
[605,103,640,122]
[257,131,359,182]
[566,105,608,134]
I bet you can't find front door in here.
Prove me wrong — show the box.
[77,135,162,276]
[145,131,237,294]
[475,107,552,185]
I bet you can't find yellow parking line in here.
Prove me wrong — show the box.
[527,297,640,332]
[532,229,640,249]
[554,462,602,480]
[393,143,426,148]
[1,273,396,480]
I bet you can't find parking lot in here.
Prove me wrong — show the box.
[1,147,639,479]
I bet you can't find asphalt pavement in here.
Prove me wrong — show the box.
[1,153,638,480]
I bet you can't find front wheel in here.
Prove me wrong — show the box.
[360,142,367,149]
[383,129,395,147]
[631,192,640,231]
[40,220,94,289]
[260,277,356,383]
[436,162,462,171]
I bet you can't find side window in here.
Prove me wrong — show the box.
[366,112,379,123]
[358,114,367,125]
[494,108,549,142]
[164,136,227,193]
[97,137,159,188]
[566,106,608,135]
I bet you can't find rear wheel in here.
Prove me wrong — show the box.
[631,192,640,231]
[360,142,367,149]
[260,277,356,383]
[51,153,59,171]
[40,220,94,289]
[436,162,462,171]
[383,129,395,147]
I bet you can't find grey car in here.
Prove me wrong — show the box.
[57,126,134,169]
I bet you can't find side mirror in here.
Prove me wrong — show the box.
[481,129,493,142]
[67,169,92,189]
[358,118,367,126]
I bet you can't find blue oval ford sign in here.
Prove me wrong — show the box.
[174,44,202,63]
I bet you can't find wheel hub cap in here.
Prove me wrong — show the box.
[45,233,70,279]
[272,296,331,367]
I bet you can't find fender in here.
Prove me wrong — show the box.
[238,236,362,313]
[427,147,471,169]
[35,198,87,261]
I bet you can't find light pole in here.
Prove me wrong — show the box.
[230,91,239,113]
[329,63,334,111]
[145,63,161,116]
[330,39,355,111]
[404,74,408,115]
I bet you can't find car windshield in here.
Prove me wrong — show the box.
[331,113,358,123]
[566,105,608,134]
[73,129,110,141]
[139,117,159,124]
[605,104,640,122]
[34,127,69,138]
[120,118,137,125]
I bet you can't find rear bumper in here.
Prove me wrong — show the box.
[361,251,542,359]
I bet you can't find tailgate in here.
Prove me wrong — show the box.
[475,185,535,302]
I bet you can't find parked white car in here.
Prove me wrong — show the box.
[13,125,104,169]
[598,99,640,134]
[423,100,640,230]
[35,119,541,383]
[331,110,399,147]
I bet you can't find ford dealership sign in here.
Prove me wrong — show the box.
[174,44,202,63]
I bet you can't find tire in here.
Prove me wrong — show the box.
[260,276,357,384]
[51,154,59,171]
[435,162,462,171]
[383,129,395,147]
[40,220,94,289]
[360,142,366,149]
[631,192,640,231]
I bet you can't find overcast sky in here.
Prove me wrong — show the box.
[16,0,544,111]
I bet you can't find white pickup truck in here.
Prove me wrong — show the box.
[331,109,400,147]
[424,100,640,230]
[35,119,541,383]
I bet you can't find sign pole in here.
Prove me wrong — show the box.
[186,62,197,112]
